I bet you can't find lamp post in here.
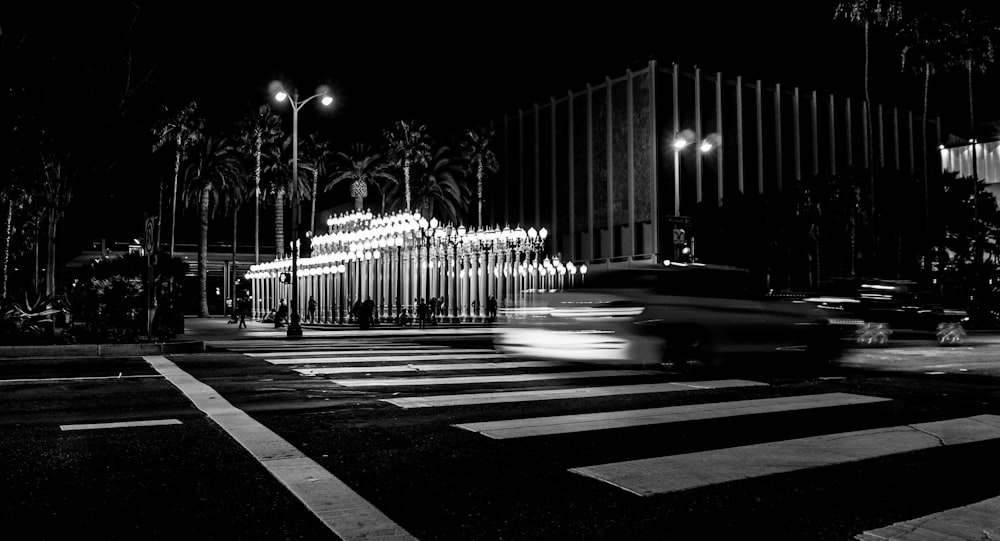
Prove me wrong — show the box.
[418,216,439,302]
[273,84,334,337]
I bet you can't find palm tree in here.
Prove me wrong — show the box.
[325,144,397,211]
[899,10,950,266]
[236,104,284,264]
[181,136,243,317]
[944,8,996,286]
[945,8,996,163]
[459,127,499,228]
[388,145,469,224]
[270,136,314,257]
[383,120,431,212]
[299,133,334,234]
[153,101,204,255]
[834,0,902,220]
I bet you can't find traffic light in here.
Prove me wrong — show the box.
[279,272,291,284]
[678,244,693,263]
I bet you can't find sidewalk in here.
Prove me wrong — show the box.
[0,317,501,358]
[180,316,501,343]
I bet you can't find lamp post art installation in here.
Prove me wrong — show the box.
[272,83,333,337]
[246,210,573,326]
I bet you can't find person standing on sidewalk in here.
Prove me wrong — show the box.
[237,296,248,328]
[274,299,288,328]
[307,296,317,323]
[417,298,428,329]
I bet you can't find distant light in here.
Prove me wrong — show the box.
[275,91,288,102]
[673,139,689,150]
[699,141,713,153]
[938,145,945,150]
[320,95,334,107]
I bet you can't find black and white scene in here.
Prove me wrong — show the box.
[4,1,1000,539]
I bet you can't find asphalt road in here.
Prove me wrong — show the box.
[3,331,1000,540]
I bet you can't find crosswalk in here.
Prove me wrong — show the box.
[221,336,1000,539]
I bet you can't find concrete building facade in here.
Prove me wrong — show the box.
[485,60,940,271]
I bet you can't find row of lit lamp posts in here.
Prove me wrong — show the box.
[245,209,589,330]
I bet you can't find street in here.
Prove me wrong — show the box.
[3,326,1000,540]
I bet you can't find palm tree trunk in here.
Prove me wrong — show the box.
[864,21,876,270]
[170,132,182,256]
[2,198,12,299]
[477,162,484,227]
[922,63,931,275]
[46,206,57,296]
[156,179,165,251]
[255,135,261,265]
[232,205,238,316]
[355,195,363,211]
[274,188,286,257]
[404,159,411,211]
[199,186,211,318]
[310,171,318,234]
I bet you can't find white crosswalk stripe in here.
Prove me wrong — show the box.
[295,360,571,375]
[271,353,510,365]
[570,415,1000,497]
[453,393,891,439]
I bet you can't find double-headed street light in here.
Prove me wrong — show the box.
[273,83,334,337]
[671,130,720,216]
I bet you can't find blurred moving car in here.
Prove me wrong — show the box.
[801,278,968,346]
[495,263,849,368]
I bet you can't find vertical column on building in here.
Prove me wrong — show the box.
[716,71,724,205]
[695,67,703,202]
[568,90,577,263]
[736,75,745,193]
[775,83,783,191]
[811,90,820,177]
[606,77,615,257]
[794,87,802,181]
[550,97,559,259]
[829,93,837,175]
[755,79,764,194]
[647,61,658,261]
[845,97,853,168]
[586,84,595,258]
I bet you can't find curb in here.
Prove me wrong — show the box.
[0,341,205,359]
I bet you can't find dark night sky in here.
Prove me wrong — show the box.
[5,1,1000,254]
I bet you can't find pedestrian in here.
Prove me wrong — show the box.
[473,298,480,319]
[351,299,362,323]
[226,297,236,324]
[487,295,498,322]
[417,298,428,329]
[361,296,375,329]
[307,296,317,323]
[237,296,248,328]
[428,296,437,325]
[274,299,288,328]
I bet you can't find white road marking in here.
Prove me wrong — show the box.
[382,380,768,408]
[297,360,570,375]
[247,348,494,358]
[856,495,1000,540]
[570,414,1000,496]
[329,370,660,387]
[143,355,415,540]
[60,419,182,431]
[0,375,162,384]
[455,393,890,439]
[272,353,508,365]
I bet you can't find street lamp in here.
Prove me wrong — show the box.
[273,83,334,337]
[671,130,720,216]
